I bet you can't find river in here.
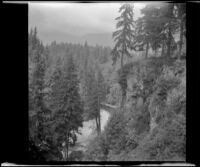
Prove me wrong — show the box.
[68,109,111,154]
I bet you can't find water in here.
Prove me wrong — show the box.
[70,109,110,152]
[60,109,111,159]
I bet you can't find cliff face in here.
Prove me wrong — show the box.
[84,57,186,161]
[122,58,186,161]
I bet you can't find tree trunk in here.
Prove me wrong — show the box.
[120,70,127,108]
[121,52,124,69]
[120,91,126,108]
[99,112,101,133]
[97,102,101,135]
[161,40,165,57]
[167,34,171,57]
[179,20,184,59]
[97,115,101,135]
[95,116,99,134]
[66,133,69,161]
[120,51,127,108]
[155,48,158,57]
[97,78,101,135]
[167,20,172,57]
[145,42,149,59]
[96,111,101,135]
[121,96,124,108]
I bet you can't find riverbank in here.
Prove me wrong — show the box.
[67,109,111,156]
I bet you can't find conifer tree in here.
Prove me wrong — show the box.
[159,3,178,57]
[51,53,84,160]
[112,3,135,107]
[174,3,186,58]
[111,3,135,68]
[96,67,107,134]
[29,27,47,144]
[133,4,165,58]
[85,65,106,135]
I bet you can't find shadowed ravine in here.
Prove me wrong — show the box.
[66,104,117,156]
[75,109,110,151]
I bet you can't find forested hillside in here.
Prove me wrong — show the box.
[29,2,186,162]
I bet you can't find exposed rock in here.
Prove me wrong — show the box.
[136,97,144,109]
[150,117,158,131]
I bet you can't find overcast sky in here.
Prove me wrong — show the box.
[29,2,146,44]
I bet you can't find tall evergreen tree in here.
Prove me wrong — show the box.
[96,66,107,134]
[112,3,135,107]
[174,3,186,58]
[85,65,106,135]
[29,27,47,144]
[133,4,165,58]
[158,3,178,57]
[48,57,63,112]
[111,3,135,68]
[81,41,90,99]
[51,53,84,160]
[133,3,180,58]
[28,27,62,161]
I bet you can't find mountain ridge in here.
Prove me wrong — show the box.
[43,32,114,47]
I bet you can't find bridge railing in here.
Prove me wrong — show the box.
[100,103,118,112]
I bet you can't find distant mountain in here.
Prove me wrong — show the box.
[80,33,114,47]
[44,31,180,48]
[43,32,114,47]
[42,32,81,46]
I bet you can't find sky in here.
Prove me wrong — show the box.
[29,2,146,44]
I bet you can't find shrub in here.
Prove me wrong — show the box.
[84,132,109,161]
[106,83,122,105]
[125,60,186,161]
[148,64,181,124]
[107,150,129,161]
[127,105,150,135]
[85,59,186,161]
[69,150,84,161]
[104,109,128,153]
[127,112,185,161]
[166,72,186,115]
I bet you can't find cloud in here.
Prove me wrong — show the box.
[29,2,145,44]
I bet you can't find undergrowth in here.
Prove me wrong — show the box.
[84,57,186,161]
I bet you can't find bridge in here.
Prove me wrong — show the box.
[100,103,118,113]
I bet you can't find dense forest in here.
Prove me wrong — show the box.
[29,3,186,162]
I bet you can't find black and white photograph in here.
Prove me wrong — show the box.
[27,1,187,162]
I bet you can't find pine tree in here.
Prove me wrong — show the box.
[136,5,162,58]
[174,3,186,58]
[112,3,135,108]
[29,27,47,144]
[81,41,90,98]
[29,27,64,161]
[159,3,178,57]
[85,65,106,135]
[111,3,135,68]
[134,3,180,58]
[96,66,107,134]
[51,53,84,160]
[48,57,63,112]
